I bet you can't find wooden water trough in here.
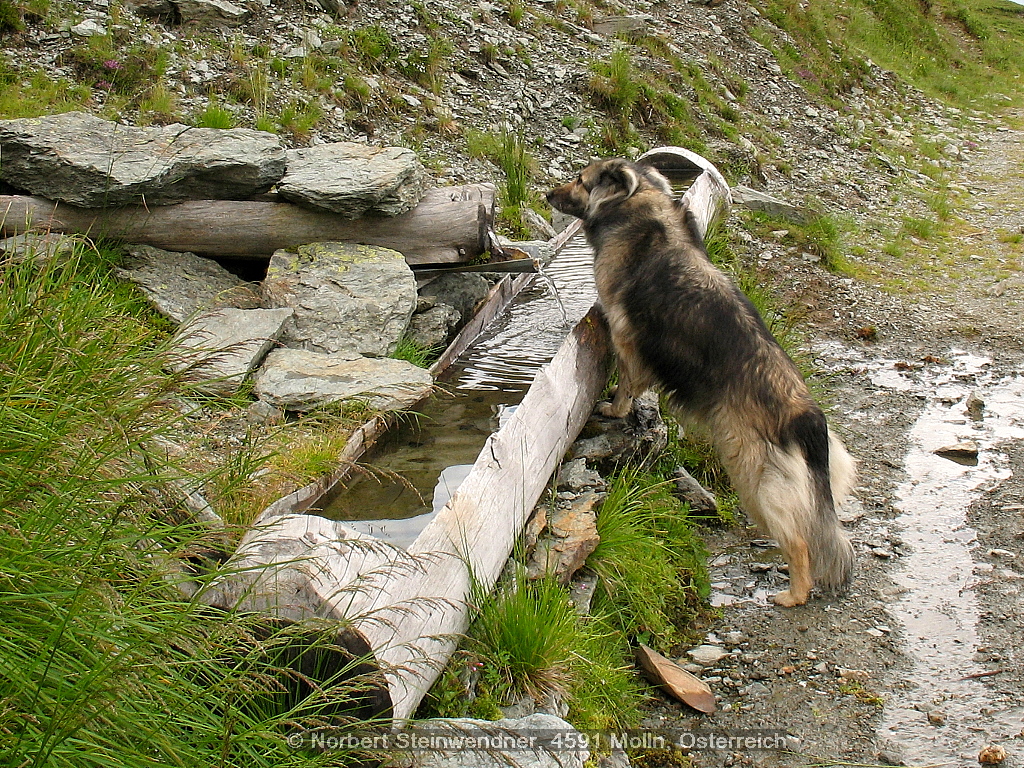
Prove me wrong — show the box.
[200,147,731,723]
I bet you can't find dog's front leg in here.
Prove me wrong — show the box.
[598,350,641,419]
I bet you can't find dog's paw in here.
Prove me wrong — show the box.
[771,589,807,608]
[597,400,630,419]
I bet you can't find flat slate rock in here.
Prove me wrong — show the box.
[0,112,285,206]
[410,714,590,768]
[171,307,293,395]
[262,241,417,358]
[116,244,262,324]
[276,142,428,218]
[254,348,433,412]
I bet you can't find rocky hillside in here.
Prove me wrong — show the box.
[2,0,1014,248]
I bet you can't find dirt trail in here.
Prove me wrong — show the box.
[651,112,1024,768]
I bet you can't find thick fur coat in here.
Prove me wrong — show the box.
[547,158,855,606]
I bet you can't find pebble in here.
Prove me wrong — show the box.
[687,645,729,665]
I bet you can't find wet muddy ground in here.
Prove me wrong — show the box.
[648,116,1024,767]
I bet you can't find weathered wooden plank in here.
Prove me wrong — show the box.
[0,184,495,264]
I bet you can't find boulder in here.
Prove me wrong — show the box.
[116,244,261,324]
[253,348,433,412]
[418,273,491,321]
[174,0,250,24]
[276,142,428,218]
[407,303,461,350]
[0,112,285,206]
[170,307,293,395]
[732,185,807,224]
[671,466,718,515]
[262,241,417,357]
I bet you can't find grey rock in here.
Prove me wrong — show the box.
[170,307,293,395]
[557,458,606,492]
[263,242,417,357]
[569,572,598,615]
[254,348,433,412]
[740,682,771,697]
[571,392,667,467]
[732,184,808,224]
[686,644,728,665]
[407,303,461,350]
[277,142,428,218]
[418,273,491,321]
[246,399,284,425]
[0,112,285,206]
[116,244,262,324]
[411,714,589,768]
[671,466,718,514]
[591,15,651,36]
[0,232,79,264]
[71,19,106,37]
[520,206,557,240]
[125,0,175,15]
[174,0,250,25]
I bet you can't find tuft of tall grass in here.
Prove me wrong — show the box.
[194,97,236,128]
[466,126,538,237]
[0,241,381,767]
[586,470,709,650]
[464,573,643,730]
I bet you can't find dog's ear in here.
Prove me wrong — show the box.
[586,160,641,218]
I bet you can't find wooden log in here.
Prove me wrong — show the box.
[639,145,732,236]
[0,184,495,264]
[203,307,614,722]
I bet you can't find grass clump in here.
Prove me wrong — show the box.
[466,126,541,238]
[586,471,709,650]
[0,241,382,767]
[194,96,236,128]
[425,573,644,730]
[391,336,439,369]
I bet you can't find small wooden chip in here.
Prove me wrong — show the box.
[636,644,718,714]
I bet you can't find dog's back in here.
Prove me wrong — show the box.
[547,158,855,605]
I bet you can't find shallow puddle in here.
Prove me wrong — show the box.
[825,346,1024,763]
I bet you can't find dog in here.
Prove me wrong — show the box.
[546,158,855,607]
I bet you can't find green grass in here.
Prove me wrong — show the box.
[390,336,438,368]
[586,471,709,651]
[194,97,236,128]
[752,0,1024,107]
[458,573,645,730]
[0,241,382,766]
[466,126,540,237]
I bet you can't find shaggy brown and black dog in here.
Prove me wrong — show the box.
[547,158,855,606]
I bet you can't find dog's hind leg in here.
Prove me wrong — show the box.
[772,534,813,607]
[723,437,818,607]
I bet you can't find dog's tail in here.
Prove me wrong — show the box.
[786,410,857,592]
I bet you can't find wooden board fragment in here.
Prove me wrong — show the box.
[636,644,718,714]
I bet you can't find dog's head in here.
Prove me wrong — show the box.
[546,158,673,221]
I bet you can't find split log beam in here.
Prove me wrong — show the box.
[0,184,495,264]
